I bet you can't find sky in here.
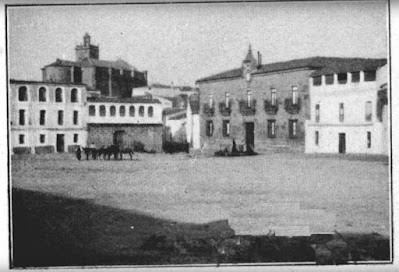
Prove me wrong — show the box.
[7,1,388,86]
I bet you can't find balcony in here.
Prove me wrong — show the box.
[219,100,232,116]
[284,98,301,115]
[239,99,257,116]
[264,99,279,115]
[202,102,215,117]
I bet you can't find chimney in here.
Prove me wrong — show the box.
[257,51,262,69]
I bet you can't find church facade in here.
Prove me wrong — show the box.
[41,33,148,98]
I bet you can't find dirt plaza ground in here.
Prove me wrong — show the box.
[10,151,391,266]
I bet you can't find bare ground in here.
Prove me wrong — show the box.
[10,152,390,237]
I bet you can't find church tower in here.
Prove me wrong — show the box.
[75,33,99,61]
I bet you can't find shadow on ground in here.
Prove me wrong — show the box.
[11,188,390,267]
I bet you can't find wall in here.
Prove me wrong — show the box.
[43,66,71,83]
[305,70,386,154]
[10,82,87,154]
[87,124,163,152]
[198,68,314,152]
[87,102,163,125]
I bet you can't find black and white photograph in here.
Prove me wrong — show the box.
[4,0,394,269]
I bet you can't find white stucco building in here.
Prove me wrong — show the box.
[305,59,388,154]
[9,79,88,154]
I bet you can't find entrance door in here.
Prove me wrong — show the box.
[338,133,346,154]
[245,122,255,152]
[56,134,65,153]
[113,130,126,148]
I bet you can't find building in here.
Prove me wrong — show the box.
[305,61,388,154]
[42,33,148,99]
[10,79,87,154]
[196,45,387,153]
[86,96,163,152]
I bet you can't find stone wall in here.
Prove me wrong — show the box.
[87,124,163,152]
[198,68,314,152]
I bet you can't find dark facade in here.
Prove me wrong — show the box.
[196,46,386,153]
[87,124,163,153]
[41,33,147,98]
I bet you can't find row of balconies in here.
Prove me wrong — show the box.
[202,98,301,117]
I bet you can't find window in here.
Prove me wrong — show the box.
[292,86,298,105]
[222,120,230,137]
[39,110,46,125]
[18,86,28,101]
[19,110,25,125]
[225,93,230,107]
[40,134,45,144]
[74,134,78,143]
[267,120,276,138]
[289,119,298,138]
[55,88,63,102]
[338,73,347,84]
[110,106,116,117]
[271,88,277,106]
[19,134,25,144]
[351,71,360,82]
[139,106,144,117]
[39,87,46,102]
[315,131,319,146]
[209,94,213,107]
[313,76,322,86]
[206,121,214,136]
[339,103,344,122]
[100,105,106,116]
[325,74,334,85]
[364,70,376,82]
[129,106,135,117]
[120,106,126,117]
[148,106,153,117]
[58,110,63,125]
[247,90,252,107]
[71,88,78,102]
[367,131,371,148]
[315,104,320,123]
[73,111,78,125]
[89,105,96,116]
[365,101,372,121]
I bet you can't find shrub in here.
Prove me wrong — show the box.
[13,147,31,155]
[35,145,55,154]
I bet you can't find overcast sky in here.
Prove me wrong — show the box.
[8,1,388,86]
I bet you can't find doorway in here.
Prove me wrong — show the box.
[338,133,346,154]
[245,122,255,152]
[56,134,65,153]
[113,130,126,147]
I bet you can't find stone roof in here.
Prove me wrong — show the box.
[87,96,161,104]
[43,57,137,71]
[196,57,387,83]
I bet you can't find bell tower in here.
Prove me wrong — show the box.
[75,33,99,61]
[242,44,257,81]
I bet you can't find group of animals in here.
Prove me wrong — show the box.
[76,144,135,160]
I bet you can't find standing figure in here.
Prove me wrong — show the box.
[76,146,82,161]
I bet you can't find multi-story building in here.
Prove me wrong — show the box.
[305,62,388,154]
[86,96,163,152]
[9,79,88,154]
[196,46,387,153]
[41,33,148,98]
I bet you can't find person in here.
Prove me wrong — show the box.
[76,146,82,161]
[232,139,238,155]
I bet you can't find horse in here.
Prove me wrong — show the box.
[104,145,134,160]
